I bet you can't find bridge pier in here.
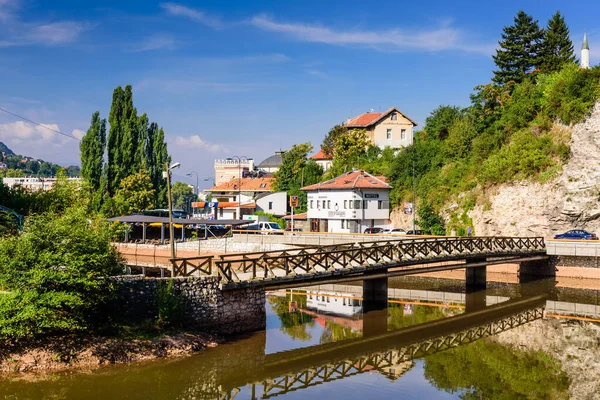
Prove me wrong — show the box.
[362,275,388,337]
[519,257,556,282]
[465,257,487,313]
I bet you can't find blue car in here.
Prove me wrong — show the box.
[553,229,598,240]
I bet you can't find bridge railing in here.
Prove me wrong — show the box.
[211,236,545,285]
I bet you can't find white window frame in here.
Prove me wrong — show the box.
[391,113,397,121]
[386,129,392,140]
[401,129,406,139]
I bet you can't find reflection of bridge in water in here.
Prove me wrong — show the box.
[217,295,546,400]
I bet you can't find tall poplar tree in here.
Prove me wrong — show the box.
[492,11,544,86]
[80,111,106,192]
[107,86,124,196]
[152,127,170,207]
[539,11,577,72]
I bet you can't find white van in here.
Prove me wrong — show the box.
[246,221,284,235]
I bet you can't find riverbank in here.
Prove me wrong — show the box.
[0,331,221,374]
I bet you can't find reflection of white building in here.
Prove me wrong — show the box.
[306,290,362,317]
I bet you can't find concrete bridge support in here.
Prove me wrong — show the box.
[465,257,487,313]
[519,257,556,281]
[362,275,389,337]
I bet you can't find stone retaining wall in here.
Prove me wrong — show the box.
[556,255,600,269]
[118,276,266,335]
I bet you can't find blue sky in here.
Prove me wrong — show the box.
[0,0,597,187]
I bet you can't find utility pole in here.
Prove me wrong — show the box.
[412,154,416,232]
[165,161,180,276]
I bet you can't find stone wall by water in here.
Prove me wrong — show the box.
[118,276,266,335]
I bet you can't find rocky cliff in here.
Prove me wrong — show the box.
[470,102,600,237]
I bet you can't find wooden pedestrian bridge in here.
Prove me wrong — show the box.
[169,236,549,290]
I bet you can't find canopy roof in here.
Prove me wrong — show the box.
[107,215,249,226]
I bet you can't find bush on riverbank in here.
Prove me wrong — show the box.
[0,207,123,342]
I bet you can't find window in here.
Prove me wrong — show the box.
[310,200,313,209]
[378,200,383,209]
[326,296,330,303]
[259,183,266,188]
[317,200,320,209]
[343,298,346,306]
[363,200,368,209]
[344,200,347,209]
[349,200,353,209]
[386,129,392,140]
[219,208,224,217]
[401,129,406,139]
[341,220,346,229]
[327,200,331,209]
[391,113,397,121]
[268,201,273,210]
[354,200,361,209]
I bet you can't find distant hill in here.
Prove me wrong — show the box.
[0,142,80,177]
[0,142,15,157]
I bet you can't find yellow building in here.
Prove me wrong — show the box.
[344,107,417,149]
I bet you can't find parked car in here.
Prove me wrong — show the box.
[553,229,598,240]
[364,227,384,234]
[244,221,285,235]
[406,229,426,235]
[389,228,406,235]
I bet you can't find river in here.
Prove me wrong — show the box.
[1,276,599,399]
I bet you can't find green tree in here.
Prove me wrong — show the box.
[424,105,462,140]
[0,207,123,341]
[107,86,124,197]
[322,124,347,158]
[492,11,544,86]
[328,129,370,177]
[153,127,170,207]
[171,181,195,212]
[416,202,446,235]
[539,11,576,72]
[113,170,155,215]
[80,111,106,194]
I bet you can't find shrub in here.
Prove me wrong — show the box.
[155,280,185,329]
[0,207,123,342]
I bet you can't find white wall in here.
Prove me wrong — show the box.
[256,191,287,216]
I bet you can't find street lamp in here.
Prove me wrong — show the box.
[227,156,248,220]
[186,171,199,198]
[165,161,180,275]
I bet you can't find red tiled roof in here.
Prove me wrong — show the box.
[310,148,332,160]
[283,212,308,220]
[344,112,383,127]
[344,107,418,128]
[207,177,273,192]
[301,170,391,191]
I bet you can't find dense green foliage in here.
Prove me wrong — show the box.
[424,339,570,399]
[155,280,185,329]
[171,181,196,213]
[80,85,171,215]
[268,294,314,341]
[254,210,287,230]
[272,143,323,212]
[0,206,123,342]
[540,11,576,72]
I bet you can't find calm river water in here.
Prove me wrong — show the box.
[2,276,599,399]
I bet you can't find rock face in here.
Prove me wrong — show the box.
[471,102,600,237]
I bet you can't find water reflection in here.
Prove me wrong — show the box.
[1,277,599,399]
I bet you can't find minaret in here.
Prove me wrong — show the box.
[582,32,590,69]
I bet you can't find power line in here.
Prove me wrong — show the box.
[0,106,81,141]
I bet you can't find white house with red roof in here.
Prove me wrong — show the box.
[310,148,333,171]
[344,107,417,149]
[301,169,392,233]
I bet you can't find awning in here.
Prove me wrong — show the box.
[107,214,250,226]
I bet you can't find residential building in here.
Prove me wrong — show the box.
[306,289,362,317]
[282,211,309,232]
[310,148,333,171]
[344,107,417,149]
[2,176,81,192]
[199,177,287,219]
[213,158,255,186]
[301,169,392,233]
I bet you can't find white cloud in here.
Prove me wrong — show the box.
[306,69,328,78]
[25,21,86,45]
[72,128,85,139]
[128,34,176,52]
[173,135,226,153]
[0,120,60,143]
[250,15,493,54]
[160,2,222,29]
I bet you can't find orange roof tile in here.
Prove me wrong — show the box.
[283,212,308,220]
[344,107,418,128]
[301,170,391,191]
[310,148,332,160]
[207,177,273,192]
